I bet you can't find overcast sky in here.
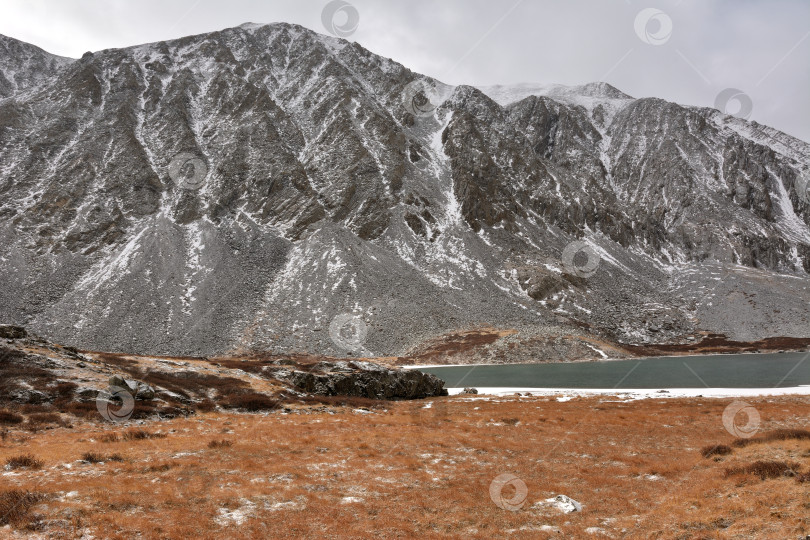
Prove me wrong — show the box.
[2,0,808,141]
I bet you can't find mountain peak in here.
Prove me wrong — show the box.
[576,81,632,100]
[237,22,266,30]
[476,81,633,108]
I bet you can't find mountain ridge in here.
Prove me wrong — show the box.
[0,22,808,359]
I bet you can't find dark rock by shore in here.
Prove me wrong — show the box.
[0,324,27,340]
[287,360,447,399]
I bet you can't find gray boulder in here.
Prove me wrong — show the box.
[134,383,156,400]
[0,325,27,340]
[108,375,155,401]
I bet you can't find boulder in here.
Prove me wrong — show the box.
[109,375,129,389]
[108,375,155,400]
[0,325,27,340]
[461,387,479,395]
[134,383,156,400]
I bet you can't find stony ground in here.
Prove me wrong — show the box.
[1,394,809,539]
[0,327,447,425]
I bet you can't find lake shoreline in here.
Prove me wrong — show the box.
[389,333,810,368]
[442,386,810,399]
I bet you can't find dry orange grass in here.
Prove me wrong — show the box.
[0,395,808,538]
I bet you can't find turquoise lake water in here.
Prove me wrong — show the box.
[416,352,810,389]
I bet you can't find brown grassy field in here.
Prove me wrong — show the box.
[1,395,809,539]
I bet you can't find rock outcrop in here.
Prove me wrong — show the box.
[286,361,447,399]
[0,324,27,339]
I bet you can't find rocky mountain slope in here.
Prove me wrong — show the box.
[0,23,808,359]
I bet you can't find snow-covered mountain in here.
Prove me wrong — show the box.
[0,23,808,357]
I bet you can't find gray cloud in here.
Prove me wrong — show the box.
[1,0,808,141]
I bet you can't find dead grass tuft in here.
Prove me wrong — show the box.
[122,429,166,441]
[81,452,124,463]
[701,444,733,458]
[0,410,23,425]
[207,439,233,449]
[297,394,386,409]
[62,401,102,419]
[5,454,43,470]
[93,353,138,370]
[221,392,282,412]
[25,412,70,430]
[196,399,217,412]
[0,490,47,526]
[732,428,810,448]
[724,460,800,480]
[26,412,63,425]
